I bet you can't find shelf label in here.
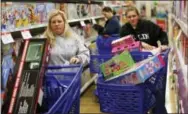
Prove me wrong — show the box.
[92,18,97,24]
[1,32,14,44]
[80,21,86,26]
[21,30,32,39]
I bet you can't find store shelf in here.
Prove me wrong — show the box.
[1,23,48,34]
[68,16,104,23]
[172,14,188,37]
[175,47,188,83]
[2,0,103,4]
[165,51,179,113]
[104,4,129,8]
[1,16,104,34]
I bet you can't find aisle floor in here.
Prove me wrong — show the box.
[80,84,105,114]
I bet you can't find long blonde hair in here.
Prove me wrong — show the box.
[44,10,71,46]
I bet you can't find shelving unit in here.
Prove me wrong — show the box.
[165,50,179,113]
[172,14,188,37]
[165,1,188,112]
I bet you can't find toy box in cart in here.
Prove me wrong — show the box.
[2,39,50,114]
[111,35,141,54]
[100,50,135,80]
[107,54,165,84]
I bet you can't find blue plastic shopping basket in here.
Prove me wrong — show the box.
[90,49,169,114]
[41,64,83,114]
[96,34,120,55]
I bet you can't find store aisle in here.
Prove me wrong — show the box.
[80,84,103,114]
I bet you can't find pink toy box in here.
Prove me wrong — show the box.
[112,41,141,54]
[111,35,141,54]
[111,35,135,47]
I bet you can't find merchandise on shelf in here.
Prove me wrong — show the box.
[181,33,188,65]
[1,2,56,32]
[90,4,102,17]
[67,4,79,20]
[100,50,135,80]
[59,3,68,18]
[173,1,188,24]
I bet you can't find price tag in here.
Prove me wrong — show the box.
[21,30,32,39]
[38,89,44,106]
[1,32,14,44]
[80,21,86,26]
[92,18,97,24]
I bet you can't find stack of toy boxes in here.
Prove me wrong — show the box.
[106,54,165,84]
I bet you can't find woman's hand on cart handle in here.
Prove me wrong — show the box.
[159,45,169,51]
[141,42,156,50]
[70,57,81,64]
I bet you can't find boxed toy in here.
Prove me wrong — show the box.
[111,35,135,47]
[112,41,141,54]
[100,50,135,80]
[107,54,165,84]
[2,39,50,114]
[111,35,141,54]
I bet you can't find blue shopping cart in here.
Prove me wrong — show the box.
[96,34,120,55]
[90,49,170,114]
[41,64,83,114]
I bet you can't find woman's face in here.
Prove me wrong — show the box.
[126,11,139,27]
[50,14,65,35]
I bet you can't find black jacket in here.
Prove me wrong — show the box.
[120,19,168,47]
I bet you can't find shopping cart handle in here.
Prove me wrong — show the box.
[160,48,170,56]
[46,64,81,69]
[45,72,77,76]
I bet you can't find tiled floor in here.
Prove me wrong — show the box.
[80,84,103,114]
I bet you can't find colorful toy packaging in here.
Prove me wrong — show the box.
[100,50,135,80]
[107,54,165,84]
[111,35,141,54]
[2,39,50,114]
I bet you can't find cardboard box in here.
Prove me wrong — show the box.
[100,51,135,80]
[111,35,141,54]
[112,41,141,54]
[3,39,50,114]
[107,54,165,84]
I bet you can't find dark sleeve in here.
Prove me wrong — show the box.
[149,21,169,45]
[120,24,131,37]
[103,19,121,35]
[93,24,104,35]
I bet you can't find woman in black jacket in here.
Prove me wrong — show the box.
[121,6,168,114]
[120,6,168,50]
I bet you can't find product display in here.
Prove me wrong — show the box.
[1,2,56,32]
[1,1,187,114]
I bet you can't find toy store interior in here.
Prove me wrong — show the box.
[1,0,188,114]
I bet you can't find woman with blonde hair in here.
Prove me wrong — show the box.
[44,10,89,66]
